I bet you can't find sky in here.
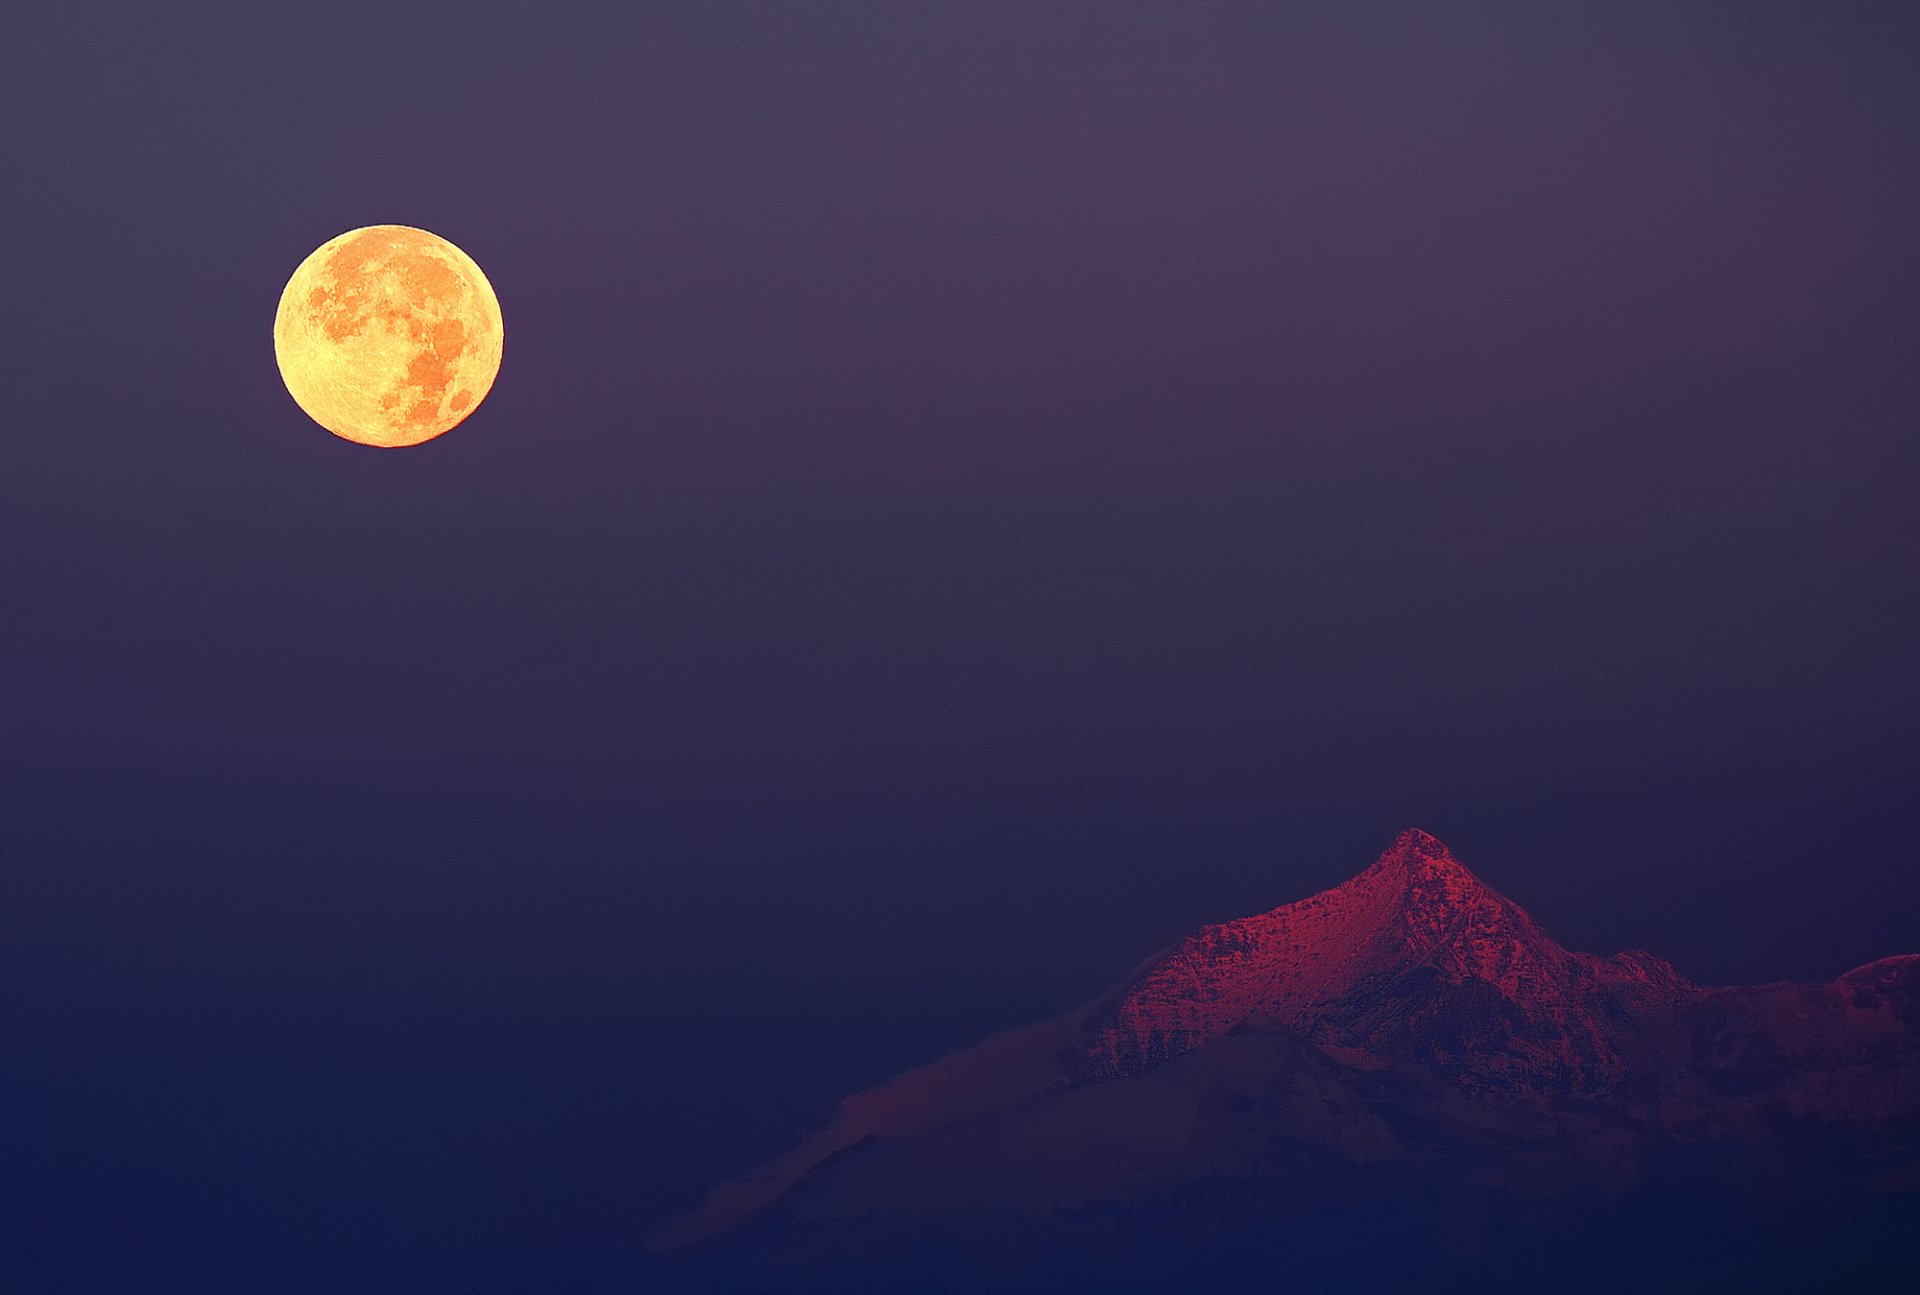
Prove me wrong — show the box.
[3,2,1918,1292]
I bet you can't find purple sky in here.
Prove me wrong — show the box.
[3,3,1918,1292]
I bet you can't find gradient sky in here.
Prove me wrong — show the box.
[4,3,1918,1292]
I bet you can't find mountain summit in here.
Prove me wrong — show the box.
[640,832,1919,1290]
[1083,828,1692,1093]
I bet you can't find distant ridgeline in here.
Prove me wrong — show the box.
[557,831,1920,1294]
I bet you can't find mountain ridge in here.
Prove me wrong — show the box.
[651,830,1918,1263]
[1079,828,1693,1094]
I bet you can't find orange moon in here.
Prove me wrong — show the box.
[273,225,503,448]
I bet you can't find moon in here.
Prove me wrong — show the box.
[274,225,503,448]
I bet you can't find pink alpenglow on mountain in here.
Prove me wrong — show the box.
[1083,829,1695,1094]
[658,830,1920,1255]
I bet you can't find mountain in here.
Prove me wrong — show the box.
[1079,828,1696,1094]
[581,831,1920,1293]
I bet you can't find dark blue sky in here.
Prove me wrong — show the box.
[3,3,1918,1292]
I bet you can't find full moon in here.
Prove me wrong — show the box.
[273,225,503,448]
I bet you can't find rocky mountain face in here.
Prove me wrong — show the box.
[1080,829,1697,1095]
[608,831,1920,1293]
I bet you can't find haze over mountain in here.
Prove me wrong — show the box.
[568,831,1920,1292]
